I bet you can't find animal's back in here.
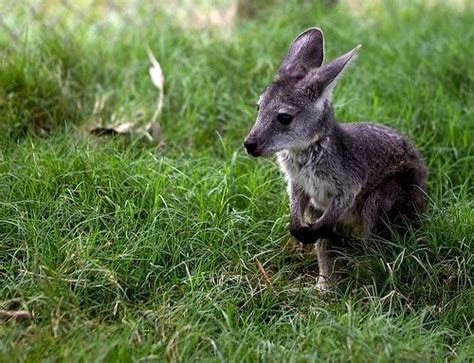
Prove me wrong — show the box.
[340,122,427,189]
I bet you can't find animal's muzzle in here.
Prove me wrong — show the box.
[243,138,260,157]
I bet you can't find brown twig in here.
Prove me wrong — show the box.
[0,310,32,322]
[256,258,272,288]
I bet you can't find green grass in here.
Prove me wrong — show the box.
[1,1,473,361]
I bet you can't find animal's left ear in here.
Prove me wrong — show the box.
[315,44,361,92]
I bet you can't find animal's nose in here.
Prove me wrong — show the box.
[244,139,258,153]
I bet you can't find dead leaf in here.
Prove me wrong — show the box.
[146,47,165,147]
[89,49,165,147]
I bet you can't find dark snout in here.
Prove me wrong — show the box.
[243,137,261,157]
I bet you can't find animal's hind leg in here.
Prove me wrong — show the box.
[362,175,425,238]
[361,178,405,238]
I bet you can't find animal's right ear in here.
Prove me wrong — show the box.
[279,28,324,77]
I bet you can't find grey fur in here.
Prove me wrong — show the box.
[244,28,427,286]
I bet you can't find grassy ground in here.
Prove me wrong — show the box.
[1,1,473,361]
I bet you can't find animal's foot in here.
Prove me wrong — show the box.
[315,276,340,297]
[315,277,332,292]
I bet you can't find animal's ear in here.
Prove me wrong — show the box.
[279,28,324,76]
[315,44,361,92]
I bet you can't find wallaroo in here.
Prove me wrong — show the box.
[244,28,427,289]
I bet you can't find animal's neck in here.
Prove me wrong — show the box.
[316,99,337,139]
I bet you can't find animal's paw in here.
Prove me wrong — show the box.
[290,222,337,244]
[311,223,336,240]
[289,225,318,244]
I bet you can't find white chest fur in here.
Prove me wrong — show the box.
[277,150,335,210]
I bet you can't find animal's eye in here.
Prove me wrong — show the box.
[277,113,293,125]
[256,104,260,111]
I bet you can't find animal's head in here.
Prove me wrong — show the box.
[244,28,360,156]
